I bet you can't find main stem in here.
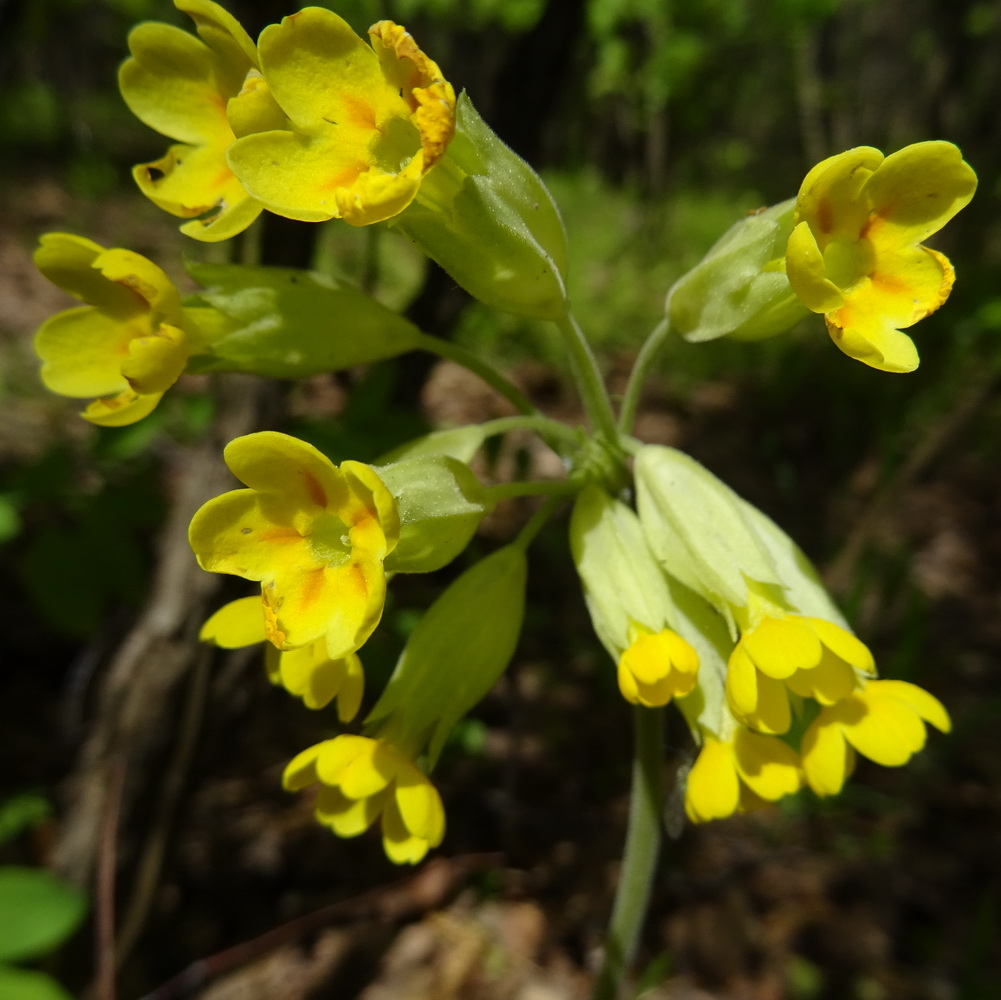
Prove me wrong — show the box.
[592,706,665,1000]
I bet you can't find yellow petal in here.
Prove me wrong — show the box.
[120,325,188,394]
[743,615,823,679]
[176,0,259,76]
[119,22,235,145]
[394,763,445,844]
[34,233,138,313]
[35,308,132,398]
[316,785,382,837]
[381,795,432,864]
[95,248,182,321]
[862,140,977,249]
[726,643,759,716]
[684,739,740,822]
[786,220,845,313]
[336,653,365,723]
[744,671,792,735]
[83,389,164,427]
[801,711,852,796]
[732,729,802,801]
[282,741,325,790]
[318,736,398,799]
[844,692,926,766]
[867,679,951,733]
[790,650,857,705]
[803,617,875,673]
[794,146,883,244]
[200,595,265,647]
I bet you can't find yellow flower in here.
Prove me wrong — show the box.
[33,233,190,426]
[200,596,364,720]
[802,679,951,796]
[188,431,400,658]
[284,735,445,864]
[786,141,977,372]
[227,9,455,227]
[119,0,283,241]
[726,612,875,735]
[617,626,699,708]
[684,727,803,823]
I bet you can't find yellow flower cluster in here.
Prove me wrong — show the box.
[120,0,455,239]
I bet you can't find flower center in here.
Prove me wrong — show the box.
[822,237,875,293]
[307,511,353,566]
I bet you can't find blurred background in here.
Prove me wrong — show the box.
[1,1,1000,997]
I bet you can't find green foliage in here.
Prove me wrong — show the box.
[0,796,51,847]
[0,868,86,964]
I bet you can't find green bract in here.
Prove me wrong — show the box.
[391,93,569,320]
[366,545,527,766]
[378,455,491,574]
[667,198,809,343]
[184,262,423,376]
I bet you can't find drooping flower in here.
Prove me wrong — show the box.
[119,0,283,241]
[33,233,191,426]
[227,9,455,227]
[802,679,951,796]
[684,726,803,823]
[284,735,445,864]
[200,595,364,719]
[188,432,400,658]
[785,141,977,372]
[725,605,876,735]
[618,626,699,708]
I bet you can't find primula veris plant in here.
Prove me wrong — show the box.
[30,2,973,992]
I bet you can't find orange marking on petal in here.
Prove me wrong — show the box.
[869,271,910,295]
[259,527,303,543]
[816,197,833,235]
[300,567,327,610]
[340,94,378,130]
[349,563,370,599]
[301,470,328,509]
[322,164,366,192]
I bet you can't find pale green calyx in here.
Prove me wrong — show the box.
[667,198,809,343]
[183,262,422,376]
[635,445,781,614]
[378,455,491,574]
[366,545,527,766]
[391,93,569,320]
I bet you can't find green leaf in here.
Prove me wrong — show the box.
[0,868,87,963]
[0,966,74,1000]
[0,795,51,847]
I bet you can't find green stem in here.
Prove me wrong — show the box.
[413,332,536,416]
[553,311,620,444]
[486,479,576,503]
[512,494,563,550]
[593,706,665,1000]
[617,317,670,435]
[478,415,582,451]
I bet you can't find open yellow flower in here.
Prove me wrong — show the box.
[200,596,364,719]
[684,727,803,823]
[802,680,950,796]
[227,9,455,226]
[119,0,283,241]
[726,612,875,735]
[786,141,977,372]
[617,626,699,708]
[188,432,400,658]
[284,735,445,864]
[33,233,190,426]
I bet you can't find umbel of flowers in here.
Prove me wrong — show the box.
[29,0,966,876]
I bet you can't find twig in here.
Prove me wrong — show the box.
[134,853,502,1000]
[95,757,126,1000]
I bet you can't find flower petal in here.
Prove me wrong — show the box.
[794,146,883,245]
[35,308,132,398]
[868,679,951,733]
[282,741,325,790]
[842,690,926,766]
[83,390,164,427]
[381,795,432,864]
[120,324,188,394]
[200,595,265,647]
[801,711,852,796]
[743,616,823,679]
[394,763,445,844]
[732,729,802,801]
[786,220,845,314]
[685,739,739,822]
[34,234,139,313]
[804,617,875,674]
[132,142,246,221]
[862,140,977,248]
[316,785,382,837]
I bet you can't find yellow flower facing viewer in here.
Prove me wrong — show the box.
[802,679,951,796]
[188,431,400,658]
[200,596,364,719]
[33,233,191,426]
[786,140,977,372]
[284,735,445,864]
[618,626,699,708]
[227,8,456,226]
[684,727,803,823]
[119,0,283,241]
[726,610,876,735]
